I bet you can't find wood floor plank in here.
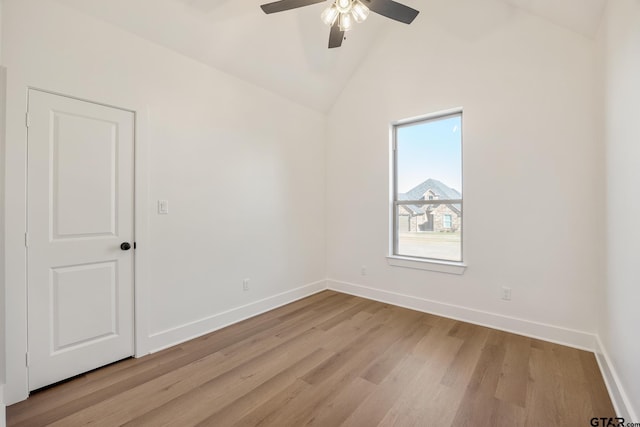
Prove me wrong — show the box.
[122,331,329,426]
[525,344,564,427]
[7,291,616,427]
[495,333,531,407]
[440,323,491,388]
[231,379,311,427]
[48,352,229,427]
[114,310,340,427]
[316,298,378,331]
[553,345,598,424]
[378,382,459,427]
[360,320,431,384]
[579,351,618,418]
[375,331,466,427]
[342,354,434,426]
[495,399,527,426]
[256,310,420,426]
[299,376,376,426]
[50,328,304,426]
[194,348,335,426]
[450,338,508,426]
[6,348,185,424]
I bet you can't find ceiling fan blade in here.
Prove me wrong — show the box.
[328,22,345,48]
[363,0,419,24]
[260,0,326,14]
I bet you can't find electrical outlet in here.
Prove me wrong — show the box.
[243,278,250,291]
[501,286,512,301]
[361,266,367,276]
[158,200,169,215]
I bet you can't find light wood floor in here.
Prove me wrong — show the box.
[7,290,615,426]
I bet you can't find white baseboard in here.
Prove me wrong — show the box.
[147,280,327,353]
[327,279,596,351]
[594,336,638,421]
[1,384,6,427]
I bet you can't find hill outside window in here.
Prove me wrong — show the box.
[391,109,463,265]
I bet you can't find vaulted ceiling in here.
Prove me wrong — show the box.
[56,0,606,112]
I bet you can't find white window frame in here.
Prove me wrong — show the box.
[387,108,466,275]
[443,214,452,229]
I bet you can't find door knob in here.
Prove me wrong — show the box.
[120,242,132,251]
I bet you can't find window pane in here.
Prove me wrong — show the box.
[396,203,462,262]
[396,115,462,196]
[393,111,463,263]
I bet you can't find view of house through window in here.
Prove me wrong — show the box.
[392,111,462,262]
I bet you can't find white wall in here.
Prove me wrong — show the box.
[1,0,7,421]
[599,0,640,420]
[326,0,602,346]
[2,0,326,404]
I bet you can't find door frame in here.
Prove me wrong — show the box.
[3,86,152,405]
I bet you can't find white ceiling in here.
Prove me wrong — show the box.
[503,0,606,38]
[55,0,606,112]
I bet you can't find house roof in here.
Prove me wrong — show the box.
[399,178,461,215]
[402,178,461,201]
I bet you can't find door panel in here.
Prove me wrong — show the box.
[53,111,118,239]
[52,261,118,351]
[27,90,135,391]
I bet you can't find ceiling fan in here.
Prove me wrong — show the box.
[260,0,419,49]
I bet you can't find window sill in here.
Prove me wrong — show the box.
[386,256,467,275]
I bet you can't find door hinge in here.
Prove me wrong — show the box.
[26,352,30,367]
[134,242,137,249]
[25,112,31,128]
[24,232,30,248]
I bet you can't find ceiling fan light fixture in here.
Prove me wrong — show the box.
[351,1,369,23]
[335,0,352,13]
[339,10,354,31]
[321,4,339,26]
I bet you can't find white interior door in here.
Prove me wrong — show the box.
[27,89,135,391]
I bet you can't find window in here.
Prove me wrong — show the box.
[443,214,452,229]
[391,110,463,263]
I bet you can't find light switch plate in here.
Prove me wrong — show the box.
[158,200,169,214]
